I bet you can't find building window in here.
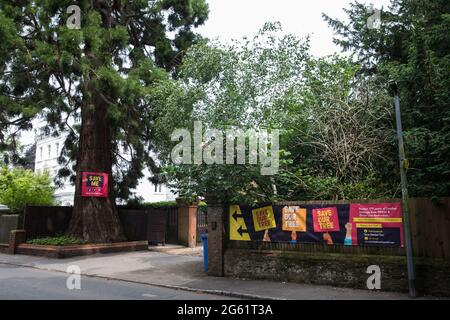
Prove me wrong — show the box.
[55,142,60,157]
[48,144,51,158]
[154,184,162,193]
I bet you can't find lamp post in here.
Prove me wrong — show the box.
[388,80,417,298]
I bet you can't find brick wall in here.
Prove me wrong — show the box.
[8,230,26,254]
[177,201,197,247]
[205,197,450,296]
[206,197,225,276]
[0,214,19,245]
[224,249,450,297]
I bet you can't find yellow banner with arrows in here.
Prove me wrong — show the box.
[229,205,251,241]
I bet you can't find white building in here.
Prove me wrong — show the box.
[34,133,176,205]
[34,133,74,205]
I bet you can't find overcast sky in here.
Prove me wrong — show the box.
[197,0,391,57]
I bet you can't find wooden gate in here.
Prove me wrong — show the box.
[147,208,167,245]
[196,207,207,242]
[165,206,178,244]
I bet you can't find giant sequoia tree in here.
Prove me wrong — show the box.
[0,0,208,242]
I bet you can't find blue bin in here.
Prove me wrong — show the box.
[201,233,208,272]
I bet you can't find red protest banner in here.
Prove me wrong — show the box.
[349,203,403,246]
[312,207,340,232]
[81,172,109,197]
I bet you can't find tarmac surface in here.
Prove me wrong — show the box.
[0,248,422,300]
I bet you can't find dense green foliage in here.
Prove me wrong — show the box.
[122,198,177,209]
[0,0,208,199]
[324,0,450,197]
[159,0,450,203]
[27,235,85,246]
[0,166,55,212]
[144,201,177,208]
[1,0,447,208]
[158,23,395,203]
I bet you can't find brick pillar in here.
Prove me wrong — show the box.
[205,195,225,277]
[8,230,26,254]
[177,199,198,248]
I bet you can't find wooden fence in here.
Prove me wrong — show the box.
[409,197,450,260]
[22,205,179,244]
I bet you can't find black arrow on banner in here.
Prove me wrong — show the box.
[232,210,244,221]
[237,225,249,237]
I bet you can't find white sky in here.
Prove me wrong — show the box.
[197,0,391,57]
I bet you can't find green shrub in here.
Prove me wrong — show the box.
[144,201,177,208]
[0,166,55,213]
[123,196,146,209]
[121,199,178,210]
[27,236,85,246]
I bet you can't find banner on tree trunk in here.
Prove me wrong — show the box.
[228,203,404,247]
[81,172,109,197]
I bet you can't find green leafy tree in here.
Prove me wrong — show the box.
[278,56,394,200]
[159,24,393,203]
[324,0,450,197]
[0,166,55,213]
[0,1,208,242]
[157,23,311,204]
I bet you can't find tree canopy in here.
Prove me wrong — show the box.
[0,0,209,242]
[0,166,55,213]
[158,23,395,203]
[0,0,209,199]
[324,0,450,197]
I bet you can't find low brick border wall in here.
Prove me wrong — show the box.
[0,244,8,254]
[224,249,450,297]
[15,241,148,259]
[0,214,19,245]
[9,230,26,254]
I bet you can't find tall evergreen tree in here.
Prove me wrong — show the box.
[0,0,208,242]
[324,0,450,197]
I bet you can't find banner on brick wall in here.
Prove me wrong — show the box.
[312,207,340,232]
[228,203,404,247]
[349,203,404,247]
[81,172,109,197]
[229,205,251,241]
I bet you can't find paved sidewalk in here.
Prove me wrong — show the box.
[0,251,429,300]
[148,244,204,257]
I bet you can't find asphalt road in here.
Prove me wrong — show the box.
[0,264,235,300]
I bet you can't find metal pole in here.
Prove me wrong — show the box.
[392,83,417,298]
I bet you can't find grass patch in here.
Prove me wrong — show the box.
[27,236,86,246]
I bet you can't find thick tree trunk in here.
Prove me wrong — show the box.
[67,97,125,243]
[66,2,125,243]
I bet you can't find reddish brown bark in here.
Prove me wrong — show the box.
[67,96,125,243]
[66,2,126,243]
